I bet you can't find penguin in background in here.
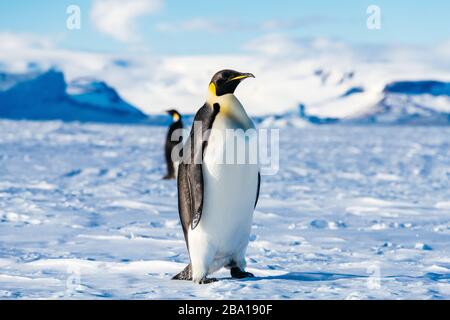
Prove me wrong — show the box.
[173,70,260,284]
[163,109,183,180]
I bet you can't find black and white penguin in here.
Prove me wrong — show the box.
[173,70,260,284]
[163,109,183,180]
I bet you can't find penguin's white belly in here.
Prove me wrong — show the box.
[202,162,257,254]
[188,116,258,276]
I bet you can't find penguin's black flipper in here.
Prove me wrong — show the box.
[177,103,220,240]
[177,162,204,243]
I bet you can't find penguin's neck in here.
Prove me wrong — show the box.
[206,90,254,130]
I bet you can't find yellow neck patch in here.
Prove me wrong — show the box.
[209,82,216,96]
[173,113,180,122]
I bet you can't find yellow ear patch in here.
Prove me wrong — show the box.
[209,82,216,96]
[173,113,180,121]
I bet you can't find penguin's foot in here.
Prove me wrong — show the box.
[230,267,254,279]
[172,264,192,281]
[199,277,218,284]
[163,174,175,180]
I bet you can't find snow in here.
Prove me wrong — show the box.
[1,120,450,299]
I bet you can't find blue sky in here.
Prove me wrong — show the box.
[1,0,449,55]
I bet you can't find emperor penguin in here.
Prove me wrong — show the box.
[163,109,183,180]
[173,70,260,284]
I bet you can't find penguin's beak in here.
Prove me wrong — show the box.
[228,73,255,82]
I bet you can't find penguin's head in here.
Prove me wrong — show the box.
[209,69,255,97]
[166,109,181,122]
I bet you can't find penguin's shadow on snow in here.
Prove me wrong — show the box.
[237,272,365,282]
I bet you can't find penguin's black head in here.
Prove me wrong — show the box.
[209,69,255,97]
[166,109,181,122]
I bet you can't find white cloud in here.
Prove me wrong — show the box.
[243,33,304,56]
[155,16,337,34]
[91,0,163,42]
[156,18,226,33]
[435,40,450,67]
[0,32,54,51]
[0,32,111,74]
[156,18,243,33]
[243,33,353,60]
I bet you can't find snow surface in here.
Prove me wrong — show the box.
[1,120,450,299]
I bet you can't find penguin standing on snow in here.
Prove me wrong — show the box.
[163,109,183,180]
[173,70,260,284]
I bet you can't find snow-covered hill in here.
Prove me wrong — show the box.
[349,81,450,125]
[262,79,450,127]
[0,70,150,123]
